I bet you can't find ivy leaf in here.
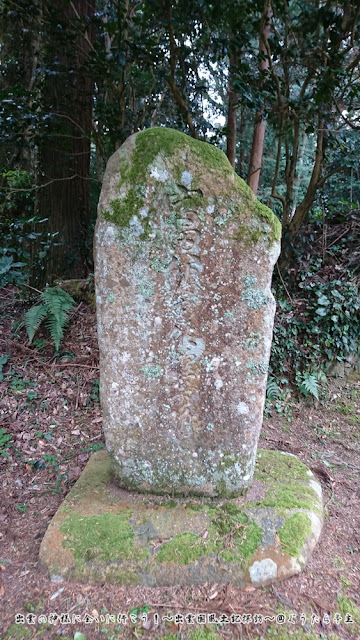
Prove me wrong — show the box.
[315,307,327,316]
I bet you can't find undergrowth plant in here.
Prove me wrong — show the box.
[0,170,59,287]
[270,275,359,400]
[0,428,13,457]
[25,287,76,351]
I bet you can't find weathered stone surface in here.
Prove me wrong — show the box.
[94,127,281,496]
[39,449,323,586]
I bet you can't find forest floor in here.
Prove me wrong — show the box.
[0,288,359,640]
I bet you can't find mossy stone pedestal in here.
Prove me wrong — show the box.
[39,448,323,587]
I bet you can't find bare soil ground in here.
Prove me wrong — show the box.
[0,288,359,640]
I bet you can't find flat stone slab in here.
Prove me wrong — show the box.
[39,449,323,587]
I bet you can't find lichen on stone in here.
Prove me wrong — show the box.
[241,275,268,310]
[140,364,163,379]
[246,358,268,377]
[140,281,155,298]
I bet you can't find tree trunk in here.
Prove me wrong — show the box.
[35,0,95,285]
[226,51,239,169]
[287,126,324,234]
[0,0,41,176]
[238,105,246,177]
[247,0,272,194]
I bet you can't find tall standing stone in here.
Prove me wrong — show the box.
[94,127,281,497]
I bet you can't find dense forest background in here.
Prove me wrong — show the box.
[1,0,359,393]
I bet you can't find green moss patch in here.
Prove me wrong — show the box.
[155,501,263,567]
[254,450,321,513]
[102,126,280,246]
[212,502,263,564]
[60,511,148,565]
[278,513,312,556]
[156,532,217,564]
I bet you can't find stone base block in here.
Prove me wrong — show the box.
[39,449,323,587]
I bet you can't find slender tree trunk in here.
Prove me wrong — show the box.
[164,0,197,138]
[288,125,324,234]
[290,132,308,216]
[35,0,95,285]
[247,0,272,194]
[226,51,239,168]
[238,105,246,177]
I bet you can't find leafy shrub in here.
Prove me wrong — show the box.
[0,170,58,287]
[270,276,359,396]
[24,287,76,351]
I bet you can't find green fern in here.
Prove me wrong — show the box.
[297,371,321,400]
[24,305,48,344]
[266,376,280,401]
[25,287,76,351]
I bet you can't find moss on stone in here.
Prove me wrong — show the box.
[278,513,312,556]
[101,126,281,246]
[257,450,310,480]
[253,198,282,244]
[185,502,203,511]
[220,519,263,564]
[155,501,262,567]
[254,450,321,513]
[212,502,263,565]
[60,511,148,567]
[160,499,179,508]
[156,531,217,564]
[233,224,264,245]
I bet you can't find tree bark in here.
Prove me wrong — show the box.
[238,105,246,177]
[0,0,41,176]
[226,51,239,168]
[247,0,272,194]
[35,0,96,285]
[288,125,324,234]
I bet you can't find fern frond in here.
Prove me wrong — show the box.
[298,373,320,400]
[266,376,280,401]
[41,287,76,351]
[24,305,48,344]
[41,287,75,321]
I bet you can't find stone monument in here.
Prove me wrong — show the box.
[40,128,323,587]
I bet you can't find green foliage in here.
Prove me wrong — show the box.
[295,370,327,401]
[266,376,281,402]
[270,276,360,393]
[0,428,13,457]
[0,170,59,287]
[129,604,151,622]
[25,287,76,351]
[0,254,27,287]
[0,355,10,381]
